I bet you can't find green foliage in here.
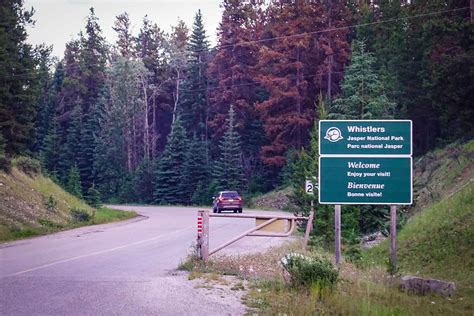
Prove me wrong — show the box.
[213,105,244,191]
[281,253,338,289]
[179,9,210,138]
[132,158,155,204]
[66,165,82,198]
[330,40,396,120]
[40,117,60,174]
[363,182,474,289]
[70,207,91,222]
[343,244,362,265]
[0,155,11,173]
[38,218,63,229]
[15,157,41,176]
[154,117,189,204]
[0,133,11,172]
[85,184,101,208]
[44,195,58,212]
[183,135,210,204]
[0,0,38,155]
[58,105,82,183]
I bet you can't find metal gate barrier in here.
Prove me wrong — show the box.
[196,210,314,261]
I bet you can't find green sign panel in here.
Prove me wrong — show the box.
[319,157,412,205]
[319,120,412,156]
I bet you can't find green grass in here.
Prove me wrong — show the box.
[0,207,137,242]
[245,273,470,315]
[0,165,139,242]
[363,182,474,290]
[90,207,137,224]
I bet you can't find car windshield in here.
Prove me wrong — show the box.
[221,192,239,198]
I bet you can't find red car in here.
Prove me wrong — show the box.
[212,191,243,213]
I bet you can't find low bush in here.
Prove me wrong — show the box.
[344,244,362,265]
[70,207,91,222]
[15,157,41,176]
[281,253,338,289]
[0,155,11,172]
[44,195,58,212]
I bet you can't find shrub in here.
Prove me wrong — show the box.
[15,157,41,176]
[85,184,101,208]
[70,207,91,222]
[281,253,338,289]
[344,245,362,265]
[0,155,11,172]
[44,195,58,212]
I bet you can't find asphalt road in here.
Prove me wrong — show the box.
[0,206,289,315]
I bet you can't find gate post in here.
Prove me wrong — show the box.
[302,211,314,250]
[197,210,209,261]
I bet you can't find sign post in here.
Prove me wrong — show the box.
[304,178,316,250]
[319,120,412,271]
[335,205,341,265]
[390,205,397,273]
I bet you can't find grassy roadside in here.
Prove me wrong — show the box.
[180,242,472,315]
[0,166,138,242]
[363,182,474,294]
[179,181,473,315]
[0,207,138,242]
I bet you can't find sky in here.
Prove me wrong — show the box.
[24,0,223,58]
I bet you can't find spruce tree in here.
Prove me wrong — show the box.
[79,95,105,192]
[32,45,54,154]
[213,105,243,191]
[58,105,82,183]
[66,164,82,198]
[133,158,155,204]
[179,10,210,139]
[182,134,210,204]
[41,117,60,175]
[331,40,396,120]
[0,0,39,155]
[154,117,188,204]
[85,183,101,208]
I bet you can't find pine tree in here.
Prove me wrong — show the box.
[154,117,189,204]
[255,0,351,166]
[182,134,210,204]
[112,12,134,58]
[41,117,60,175]
[0,0,39,155]
[213,105,243,191]
[80,7,107,115]
[330,40,396,120]
[32,45,54,154]
[66,164,82,198]
[58,105,82,183]
[133,158,155,203]
[79,96,104,192]
[85,183,101,208]
[208,0,267,187]
[179,10,210,140]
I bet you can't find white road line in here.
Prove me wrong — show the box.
[6,227,192,277]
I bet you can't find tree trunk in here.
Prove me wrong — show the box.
[142,76,150,159]
[172,69,181,127]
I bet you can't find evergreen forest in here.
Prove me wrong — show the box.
[1,0,472,214]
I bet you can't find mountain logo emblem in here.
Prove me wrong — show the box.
[324,127,343,142]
